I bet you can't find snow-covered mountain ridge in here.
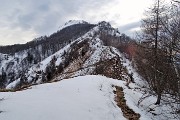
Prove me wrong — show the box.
[0,21,125,89]
[0,21,179,120]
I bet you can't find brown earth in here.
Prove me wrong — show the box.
[114,86,140,120]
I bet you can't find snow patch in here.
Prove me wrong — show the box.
[6,78,20,89]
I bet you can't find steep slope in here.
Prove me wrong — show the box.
[0,21,95,89]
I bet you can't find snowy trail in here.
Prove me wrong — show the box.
[0,76,127,120]
[2,75,174,120]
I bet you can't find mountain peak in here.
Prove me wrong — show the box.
[98,21,111,26]
[59,20,89,30]
[65,20,88,25]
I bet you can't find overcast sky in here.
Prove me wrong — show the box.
[0,0,154,46]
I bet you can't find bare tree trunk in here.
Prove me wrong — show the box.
[154,0,161,105]
[155,91,161,105]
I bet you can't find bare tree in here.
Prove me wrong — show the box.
[137,0,180,106]
[140,0,165,105]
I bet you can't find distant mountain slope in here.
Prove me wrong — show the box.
[0,21,132,89]
[0,21,94,54]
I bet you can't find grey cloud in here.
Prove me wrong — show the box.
[5,0,109,34]
[35,13,63,35]
[38,3,50,11]
[118,21,141,36]
[0,0,111,35]
[118,21,141,32]
[0,0,141,45]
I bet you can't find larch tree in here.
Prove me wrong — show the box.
[139,0,168,105]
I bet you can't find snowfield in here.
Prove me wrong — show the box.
[0,75,127,120]
[0,75,178,120]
